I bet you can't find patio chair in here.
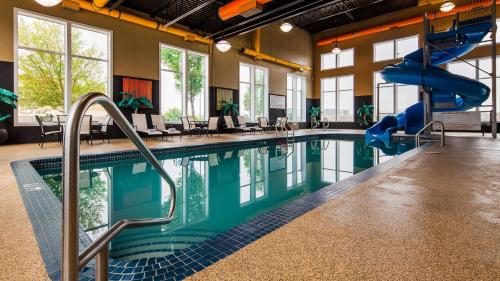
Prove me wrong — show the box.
[132,113,162,141]
[35,115,62,148]
[181,116,201,137]
[275,116,288,133]
[257,117,273,133]
[91,115,112,143]
[151,114,181,141]
[202,117,220,137]
[80,115,93,145]
[223,116,252,135]
[237,116,262,134]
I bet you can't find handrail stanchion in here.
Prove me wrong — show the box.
[62,92,176,281]
[415,121,445,148]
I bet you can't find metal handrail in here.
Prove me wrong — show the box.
[62,93,177,281]
[322,117,330,130]
[415,121,446,148]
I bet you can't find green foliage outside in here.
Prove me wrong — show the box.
[17,18,106,118]
[160,48,205,121]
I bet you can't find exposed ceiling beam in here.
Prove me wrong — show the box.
[162,0,216,27]
[299,0,384,29]
[210,0,343,41]
[150,0,173,18]
[109,0,126,11]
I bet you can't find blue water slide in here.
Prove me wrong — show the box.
[366,17,492,143]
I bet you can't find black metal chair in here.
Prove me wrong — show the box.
[35,115,62,148]
[91,115,112,143]
[80,115,93,145]
[201,117,220,137]
[181,116,201,137]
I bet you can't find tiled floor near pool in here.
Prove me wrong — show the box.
[1,131,499,280]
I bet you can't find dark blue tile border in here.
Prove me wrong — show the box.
[10,133,423,281]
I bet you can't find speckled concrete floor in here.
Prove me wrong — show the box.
[1,132,499,280]
[0,130,359,280]
[188,137,500,281]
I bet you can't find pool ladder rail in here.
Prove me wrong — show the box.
[61,92,177,281]
[415,121,446,148]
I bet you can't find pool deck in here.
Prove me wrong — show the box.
[1,130,499,280]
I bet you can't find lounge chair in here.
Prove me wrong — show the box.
[132,113,162,141]
[258,117,273,133]
[151,114,181,140]
[237,116,262,134]
[223,116,252,135]
[202,117,220,137]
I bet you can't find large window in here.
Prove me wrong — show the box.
[286,74,306,122]
[320,48,354,70]
[373,35,418,62]
[479,19,500,46]
[447,57,500,121]
[239,63,268,121]
[321,140,354,183]
[321,75,354,122]
[160,44,208,122]
[15,10,112,125]
[373,71,419,120]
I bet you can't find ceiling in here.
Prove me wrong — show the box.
[107,0,419,40]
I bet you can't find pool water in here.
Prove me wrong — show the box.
[39,138,414,261]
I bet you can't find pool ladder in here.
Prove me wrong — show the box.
[415,121,446,148]
[61,93,177,281]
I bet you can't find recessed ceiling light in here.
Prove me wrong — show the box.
[440,1,455,12]
[280,22,293,33]
[215,40,232,52]
[34,0,61,7]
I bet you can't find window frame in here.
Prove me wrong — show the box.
[320,48,355,70]
[286,73,306,122]
[320,75,355,122]
[238,62,269,122]
[373,35,419,63]
[159,43,209,123]
[13,8,113,126]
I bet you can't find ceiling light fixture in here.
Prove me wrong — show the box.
[332,45,341,54]
[280,22,293,33]
[216,40,232,52]
[439,1,455,12]
[34,0,61,7]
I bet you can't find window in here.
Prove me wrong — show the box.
[447,57,500,121]
[14,10,112,125]
[321,75,354,122]
[240,148,268,205]
[321,140,354,183]
[287,143,306,189]
[286,74,306,122]
[320,48,354,70]
[373,72,419,120]
[239,63,268,121]
[374,35,418,62]
[160,44,208,122]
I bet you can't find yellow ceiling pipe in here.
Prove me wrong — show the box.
[241,48,311,71]
[91,0,110,9]
[68,0,213,45]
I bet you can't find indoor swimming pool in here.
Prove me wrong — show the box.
[37,137,414,262]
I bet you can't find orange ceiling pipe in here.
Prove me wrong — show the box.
[219,0,271,21]
[317,0,500,46]
[91,0,110,9]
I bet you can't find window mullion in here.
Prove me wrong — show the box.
[65,22,72,114]
[183,50,188,116]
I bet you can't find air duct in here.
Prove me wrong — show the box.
[219,0,271,21]
[241,48,311,71]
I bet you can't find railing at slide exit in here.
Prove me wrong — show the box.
[415,120,446,148]
[61,92,177,281]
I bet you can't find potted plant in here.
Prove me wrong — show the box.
[116,92,153,113]
[308,106,321,128]
[0,89,18,145]
[221,100,239,117]
[357,103,374,128]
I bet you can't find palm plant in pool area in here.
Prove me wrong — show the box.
[357,103,374,128]
[308,106,321,127]
[0,88,18,122]
[221,100,239,117]
[116,92,153,113]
